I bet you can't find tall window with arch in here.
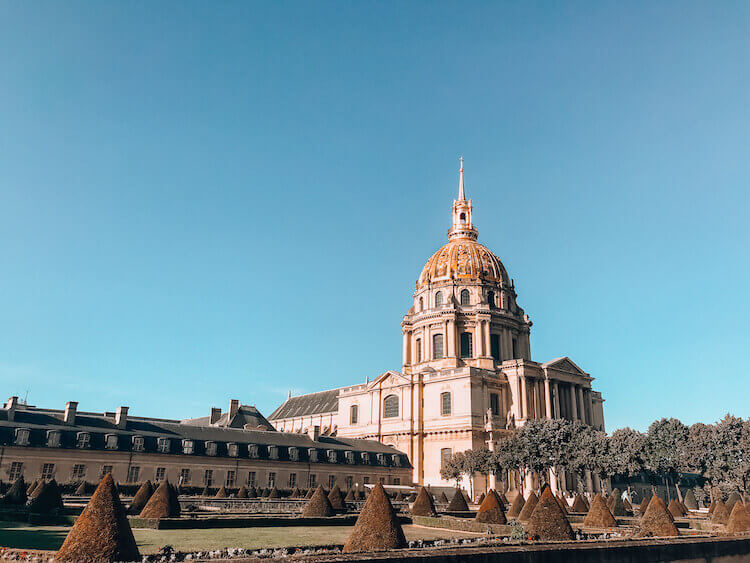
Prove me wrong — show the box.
[460,289,470,306]
[419,297,424,311]
[434,291,443,307]
[440,448,452,470]
[487,291,495,308]
[460,332,473,358]
[415,338,422,363]
[440,392,451,416]
[350,404,358,425]
[433,333,444,359]
[383,395,399,418]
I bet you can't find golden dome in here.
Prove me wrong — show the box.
[418,238,509,289]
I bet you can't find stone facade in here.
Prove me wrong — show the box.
[270,162,605,497]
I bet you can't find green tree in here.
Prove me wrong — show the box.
[644,418,689,499]
[439,451,465,485]
[608,427,646,487]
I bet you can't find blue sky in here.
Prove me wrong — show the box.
[0,1,747,432]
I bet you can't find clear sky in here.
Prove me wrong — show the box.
[0,1,747,432]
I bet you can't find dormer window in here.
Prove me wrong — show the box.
[327,449,337,463]
[76,432,91,449]
[46,430,61,448]
[308,448,319,463]
[14,428,30,446]
[392,454,402,467]
[227,443,239,458]
[376,453,387,465]
[361,452,371,464]
[182,439,194,455]
[131,435,145,451]
[205,441,217,456]
[268,445,279,460]
[248,444,259,459]
[105,434,119,450]
[344,451,355,464]
[289,447,299,461]
[157,437,170,453]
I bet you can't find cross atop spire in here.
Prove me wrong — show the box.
[458,156,466,201]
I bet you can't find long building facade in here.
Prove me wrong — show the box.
[269,162,605,497]
[0,397,412,492]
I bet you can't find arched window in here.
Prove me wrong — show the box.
[419,297,424,311]
[460,289,470,305]
[434,291,443,307]
[350,404,358,425]
[440,392,451,416]
[459,212,466,223]
[415,338,422,363]
[487,291,495,308]
[440,448,452,469]
[433,333,444,359]
[383,395,399,418]
[460,332,473,358]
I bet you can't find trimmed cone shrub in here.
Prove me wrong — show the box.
[411,486,437,517]
[607,488,621,511]
[342,483,406,553]
[667,498,686,518]
[507,491,526,518]
[623,497,633,512]
[518,491,539,522]
[571,494,588,513]
[27,480,39,496]
[268,487,280,499]
[215,486,228,498]
[640,495,679,537]
[291,487,301,498]
[583,494,617,528]
[262,488,271,497]
[727,492,742,510]
[55,474,140,562]
[610,492,627,516]
[128,481,153,514]
[727,501,750,533]
[345,488,355,502]
[437,491,449,504]
[684,489,698,510]
[139,479,180,519]
[201,486,211,497]
[498,491,509,506]
[302,485,334,517]
[476,492,485,505]
[447,487,469,511]
[27,480,64,513]
[328,485,345,510]
[3,478,27,505]
[74,481,88,496]
[236,486,248,499]
[640,495,651,514]
[524,486,575,541]
[556,494,569,514]
[712,500,731,525]
[475,490,507,524]
[305,488,314,499]
[248,486,258,498]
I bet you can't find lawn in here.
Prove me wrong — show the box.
[0,522,480,554]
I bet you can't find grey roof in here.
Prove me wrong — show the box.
[268,388,341,420]
[182,405,275,431]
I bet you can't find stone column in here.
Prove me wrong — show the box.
[483,320,490,357]
[570,385,578,420]
[402,330,410,367]
[585,470,594,493]
[474,321,482,358]
[586,390,594,425]
[577,386,585,424]
[520,376,528,419]
[553,381,560,418]
[544,378,552,418]
[446,320,454,358]
[425,326,432,361]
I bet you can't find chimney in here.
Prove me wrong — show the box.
[5,396,18,422]
[64,401,78,425]
[210,407,222,425]
[115,406,129,429]
[308,425,320,441]
[229,399,240,419]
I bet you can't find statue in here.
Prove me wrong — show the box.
[505,411,515,429]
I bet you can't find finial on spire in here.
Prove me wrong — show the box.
[458,156,466,201]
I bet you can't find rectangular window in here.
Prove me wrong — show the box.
[226,470,236,487]
[126,466,140,483]
[14,428,30,446]
[379,476,385,485]
[182,440,194,455]
[345,476,353,490]
[203,469,213,486]
[308,473,317,488]
[490,334,501,361]
[441,448,452,469]
[100,465,113,478]
[8,462,23,481]
[155,467,166,482]
[157,438,171,453]
[512,337,518,359]
[363,476,370,484]
[416,338,422,363]
[393,478,400,485]
[77,432,91,449]
[105,434,118,450]
[227,443,239,457]
[132,436,145,451]
[288,473,296,488]
[460,332,473,358]
[328,475,336,489]
[179,468,191,485]
[490,393,500,416]
[350,405,358,424]
[433,334,444,360]
[71,464,86,481]
[441,392,452,416]
[247,471,256,486]
[41,463,55,480]
[267,472,276,488]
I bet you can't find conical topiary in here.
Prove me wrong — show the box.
[571,494,588,513]
[248,486,258,498]
[215,486,228,498]
[475,490,507,524]
[437,491,449,504]
[727,492,742,511]
[607,488,620,511]
[342,483,406,553]
[305,487,314,499]
[27,480,64,513]
[328,485,345,510]
[556,494,569,514]
[507,491,526,518]
[291,487,302,498]
[683,489,697,510]
[623,497,633,512]
[411,486,437,517]
[139,479,180,519]
[302,484,335,517]
[476,492,485,505]
[55,474,140,562]
[524,486,575,541]
[640,494,651,514]
[262,487,271,497]
[667,498,686,518]
[583,494,617,528]
[345,488,355,502]
[27,479,39,496]
[268,486,280,499]
[712,500,731,525]
[727,501,750,533]
[236,486,248,499]
[609,492,627,516]
[639,495,679,537]
[74,481,87,496]
[3,477,27,505]
[201,485,211,497]
[447,487,469,511]
[128,480,153,514]
[518,491,539,522]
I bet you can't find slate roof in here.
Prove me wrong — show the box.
[181,405,275,431]
[268,388,341,420]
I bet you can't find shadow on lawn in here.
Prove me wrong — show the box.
[0,524,68,551]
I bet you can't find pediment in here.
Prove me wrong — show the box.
[542,357,587,375]
[367,370,409,389]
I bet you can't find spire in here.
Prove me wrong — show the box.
[458,156,465,201]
